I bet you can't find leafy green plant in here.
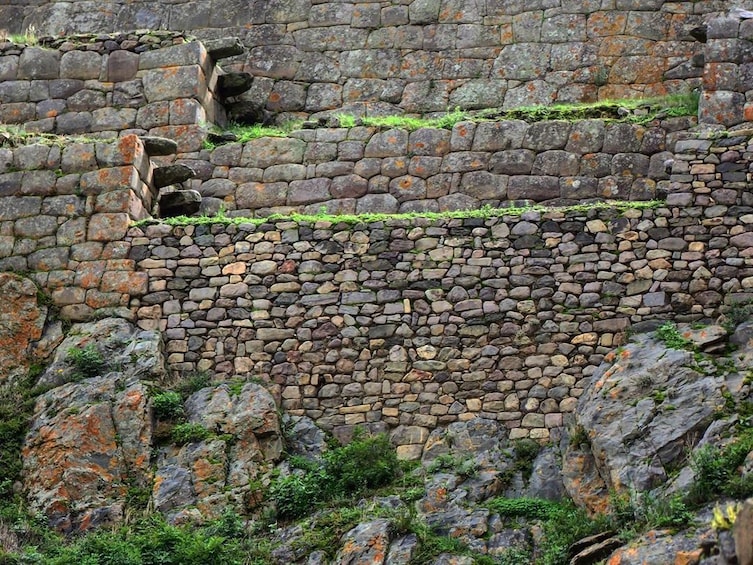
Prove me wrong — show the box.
[151,391,185,420]
[686,428,753,505]
[66,344,106,380]
[171,423,211,445]
[268,431,400,519]
[655,322,693,350]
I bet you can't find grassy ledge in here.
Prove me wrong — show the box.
[139,200,664,228]
[206,92,699,145]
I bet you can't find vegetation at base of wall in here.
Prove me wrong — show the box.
[144,199,663,229]
[268,430,400,519]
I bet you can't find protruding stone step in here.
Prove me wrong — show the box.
[217,72,254,98]
[203,37,245,60]
[153,164,195,188]
[569,533,623,565]
[226,100,271,125]
[159,190,201,217]
[140,136,178,156]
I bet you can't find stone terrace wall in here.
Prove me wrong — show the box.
[0,37,224,152]
[700,10,753,127]
[126,128,753,453]
[1,129,753,451]
[5,0,738,119]
[0,135,154,320]
[192,117,694,217]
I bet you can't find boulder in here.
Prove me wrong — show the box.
[152,381,283,520]
[0,273,46,383]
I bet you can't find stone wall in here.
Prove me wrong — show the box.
[191,117,693,217]
[4,0,739,118]
[699,10,753,127]
[2,128,750,452]
[0,36,223,151]
[0,135,154,320]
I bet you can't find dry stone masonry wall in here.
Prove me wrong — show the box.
[1,128,751,450]
[125,125,753,451]
[0,36,224,152]
[193,117,692,217]
[3,0,741,119]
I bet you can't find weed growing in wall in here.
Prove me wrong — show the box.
[655,322,693,350]
[145,199,664,229]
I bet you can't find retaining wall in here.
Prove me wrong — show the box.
[4,0,737,118]
[1,130,753,451]
[190,117,693,217]
[0,36,224,151]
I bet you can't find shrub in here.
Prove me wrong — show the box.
[687,429,753,505]
[151,391,184,420]
[67,344,106,380]
[323,431,399,493]
[171,423,211,445]
[268,431,401,519]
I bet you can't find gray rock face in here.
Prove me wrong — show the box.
[568,331,726,497]
[23,318,161,532]
[153,381,283,521]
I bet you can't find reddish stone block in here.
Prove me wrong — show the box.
[142,65,207,104]
[87,213,131,241]
[170,98,205,126]
[85,289,126,309]
[80,166,139,195]
[149,124,205,153]
[100,271,148,295]
[74,260,106,289]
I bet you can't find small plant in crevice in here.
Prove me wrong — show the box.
[568,423,591,450]
[721,299,753,333]
[66,343,106,380]
[151,391,185,420]
[171,422,211,445]
[513,438,541,482]
[425,453,479,478]
[655,322,693,350]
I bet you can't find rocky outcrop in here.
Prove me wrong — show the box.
[153,381,283,521]
[565,330,727,504]
[0,273,46,383]
[22,317,285,530]
[22,318,161,532]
